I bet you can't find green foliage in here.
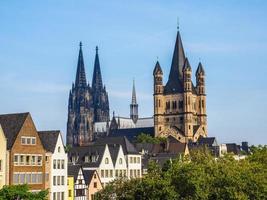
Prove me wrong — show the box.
[136,133,166,144]
[0,184,48,200]
[95,146,267,200]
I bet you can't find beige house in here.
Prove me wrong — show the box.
[153,30,207,143]
[83,170,102,200]
[0,124,7,188]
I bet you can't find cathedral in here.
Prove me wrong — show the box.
[67,43,109,146]
[153,29,207,143]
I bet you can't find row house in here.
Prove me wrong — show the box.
[0,125,7,188]
[38,131,68,200]
[0,112,47,192]
[68,136,142,187]
[68,165,102,200]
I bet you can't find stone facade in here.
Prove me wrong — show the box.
[67,43,109,146]
[153,30,207,143]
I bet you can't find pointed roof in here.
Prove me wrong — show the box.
[75,42,87,87]
[183,58,191,71]
[38,130,61,153]
[92,46,103,91]
[164,31,186,94]
[196,62,205,75]
[131,79,137,104]
[0,112,29,150]
[153,61,163,75]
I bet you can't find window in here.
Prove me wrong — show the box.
[26,173,31,183]
[57,159,60,169]
[0,160,2,171]
[53,192,56,200]
[105,158,109,164]
[37,156,42,166]
[57,192,60,200]
[61,192,64,200]
[32,156,36,165]
[26,138,31,144]
[61,176,64,185]
[57,176,60,185]
[134,157,136,163]
[53,160,56,169]
[61,160,65,169]
[78,179,82,184]
[119,158,122,164]
[46,173,49,181]
[45,156,48,162]
[179,100,183,109]
[14,155,18,165]
[31,137,36,145]
[101,170,104,178]
[32,174,37,183]
[115,170,118,177]
[137,157,140,163]
[37,173,42,183]
[105,170,108,178]
[58,146,61,153]
[68,190,72,197]
[76,189,85,197]
[94,174,97,179]
[20,174,25,183]
[26,155,30,165]
[21,137,26,144]
[13,173,19,184]
[110,170,113,177]
[20,155,25,165]
[94,182,97,188]
[130,157,133,163]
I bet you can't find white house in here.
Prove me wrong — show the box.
[68,136,142,187]
[38,131,68,200]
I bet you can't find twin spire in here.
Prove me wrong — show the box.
[74,42,103,91]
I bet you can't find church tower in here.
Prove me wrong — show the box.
[67,43,110,146]
[67,42,94,146]
[92,46,110,122]
[153,29,207,143]
[130,80,138,123]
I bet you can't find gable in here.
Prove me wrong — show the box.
[12,114,45,153]
[99,145,114,168]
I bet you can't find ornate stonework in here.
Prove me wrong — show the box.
[153,31,207,143]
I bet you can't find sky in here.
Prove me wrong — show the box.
[0,0,267,145]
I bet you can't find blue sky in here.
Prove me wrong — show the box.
[0,0,267,145]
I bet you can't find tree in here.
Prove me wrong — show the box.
[0,184,48,200]
[136,133,166,144]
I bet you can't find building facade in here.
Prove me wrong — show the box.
[67,176,74,200]
[153,30,207,143]
[0,125,7,189]
[38,131,68,200]
[0,113,47,192]
[67,43,109,146]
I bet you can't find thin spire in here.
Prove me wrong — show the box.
[92,45,103,91]
[168,30,186,81]
[132,79,137,104]
[75,41,87,87]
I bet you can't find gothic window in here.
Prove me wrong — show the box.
[158,99,161,107]
[166,101,170,110]
[180,117,183,122]
[179,101,183,109]
[172,101,177,110]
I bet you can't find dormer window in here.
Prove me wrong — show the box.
[105,158,109,164]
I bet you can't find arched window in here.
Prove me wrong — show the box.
[58,147,60,153]
[105,158,109,164]
[119,158,123,164]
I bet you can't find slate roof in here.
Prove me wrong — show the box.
[68,145,106,168]
[95,136,139,155]
[109,127,154,142]
[83,170,96,185]
[0,112,29,150]
[226,143,241,155]
[68,164,82,182]
[108,144,120,165]
[197,137,218,147]
[38,130,60,153]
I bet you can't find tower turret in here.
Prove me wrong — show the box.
[183,58,193,139]
[130,80,138,123]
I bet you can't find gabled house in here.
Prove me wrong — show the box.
[38,130,68,200]
[68,136,142,187]
[83,170,102,200]
[0,112,47,191]
[68,165,87,200]
[0,124,7,188]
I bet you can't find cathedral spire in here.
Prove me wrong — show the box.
[75,42,87,87]
[92,46,103,91]
[130,79,138,123]
[132,79,137,104]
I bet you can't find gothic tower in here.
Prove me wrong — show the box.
[130,80,138,123]
[67,42,94,146]
[153,30,207,143]
[92,46,110,122]
[67,43,110,146]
